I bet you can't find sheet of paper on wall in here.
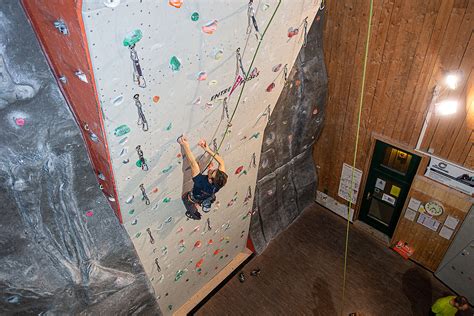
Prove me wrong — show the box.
[404,208,417,221]
[382,193,396,205]
[444,215,459,230]
[375,178,386,190]
[407,197,421,211]
[338,163,363,204]
[417,213,440,231]
[390,185,401,197]
[439,225,454,240]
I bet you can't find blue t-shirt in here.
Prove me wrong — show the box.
[192,173,219,201]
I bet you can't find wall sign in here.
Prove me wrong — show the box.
[425,156,473,195]
[338,163,362,204]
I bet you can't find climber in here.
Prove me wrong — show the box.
[178,135,228,220]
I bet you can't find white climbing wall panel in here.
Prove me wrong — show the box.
[81,0,320,313]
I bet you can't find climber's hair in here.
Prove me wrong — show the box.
[213,169,228,189]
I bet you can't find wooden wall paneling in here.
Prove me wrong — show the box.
[391,2,436,143]
[448,67,474,167]
[359,0,397,165]
[423,4,471,158]
[407,0,455,148]
[399,1,442,145]
[391,176,471,271]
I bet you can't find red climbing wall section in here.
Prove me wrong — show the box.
[22,0,121,222]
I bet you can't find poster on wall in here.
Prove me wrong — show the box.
[424,156,474,195]
[338,163,363,204]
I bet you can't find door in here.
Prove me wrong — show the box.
[359,141,421,236]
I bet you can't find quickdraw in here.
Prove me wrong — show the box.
[130,45,146,87]
[249,153,257,169]
[303,17,308,48]
[206,218,212,231]
[247,0,261,39]
[222,97,232,127]
[236,48,247,79]
[133,94,149,131]
[155,258,161,272]
[146,228,155,244]
[140,184,150,205]
[136,145,149,171]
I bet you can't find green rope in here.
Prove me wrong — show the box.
[341,0,374,314]
[218,0,282,149]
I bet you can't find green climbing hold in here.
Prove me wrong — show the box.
[114,124,130,136]
[191,12,199,21]
[165,122,172,131]
[163,197,171,203]
[123,29,142,47]
[168,305,173,311]
[174,269,186,281]
[170,56,181,71]
[179,245,186,254]
[162,166,172,173]
[135,232,141,238]
[136,159,147,168]
[128,209,135,215]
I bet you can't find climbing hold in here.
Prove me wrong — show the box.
[104,0,120,8]
[135,232,141,238]
[162,166,172,173]
[174,269,186,281]
[176,227,183,233]
[208,239,213,245]
[74,71,88,83]
[169,0,183,8]
[168,305,173,311]
[123,29,142,47]
[112,95,124,106]
[192,96,201,105]
[170,56,182,71]
[213,249,222,256]
[136,159,147,168]
[85,210,94,217]
[128,209,135,215]
[131,219,138,225]
[197,71,208,81]
[272,64,282,72]
[194,240,202,248]
[163,197,171,203]
[262,3,270,11]
[288,27,299,38]
[191,12,199,21]
[202,20,218,34]
[122,158,130,164]
[165,216,173,223]
[126,195,134,204]
[208,80,218,86]
[178,245,186,253]
[214,49,224,60]
[14,117,25,126]
[152,188,159,194]
[165,122,172,131]
[196,258,204,268]
[250,132,260,139]
[266,82,275,92]
[114,124,130,136]
[234,166,244,175]
[153,95,160,103]
[119,137,128,145]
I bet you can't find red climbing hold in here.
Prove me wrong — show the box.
[234,165,244,174]
[266,82,275,92]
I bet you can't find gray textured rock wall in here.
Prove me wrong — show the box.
[0,2,159,314]
[250,10,327,253]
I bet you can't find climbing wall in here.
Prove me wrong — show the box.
[80,0,320,312]
[22,0,320,313]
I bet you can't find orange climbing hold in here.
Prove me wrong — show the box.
[153,95,160,103]
[196,258,204,268]
[169,0,183,8]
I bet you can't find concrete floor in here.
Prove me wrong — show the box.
[195,203,456,315]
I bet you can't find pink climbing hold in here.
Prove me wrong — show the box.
[85,211,94,217]
[202,20,218,34]
[169,0,183,8]
[208,239,213,245]
[288,27,299,38]
[15,117,25,126]
[197,71,208,81]
[194,240,202,248]
[266,82,275,92]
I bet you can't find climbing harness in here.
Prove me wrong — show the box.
[140,184,150,205]
[136,145,148,171]
[146,228,155,244]
[342,1,374,315]
[133,94,149,131]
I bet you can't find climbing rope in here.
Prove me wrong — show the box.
[341,0,374,315]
